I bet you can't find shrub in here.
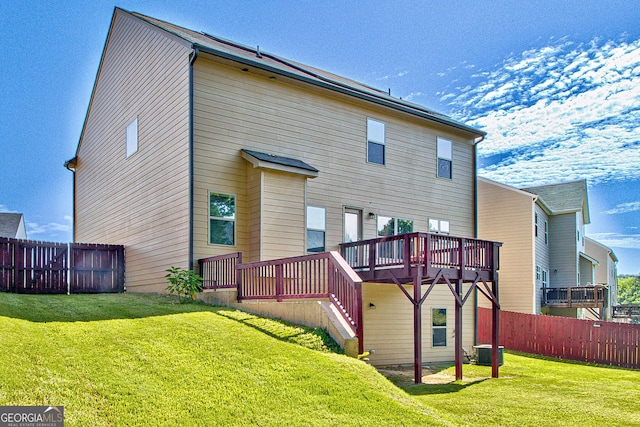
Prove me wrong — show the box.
[165,267,203,301]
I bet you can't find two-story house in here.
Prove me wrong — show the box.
[65,8,501,372]
[478,177,615,319]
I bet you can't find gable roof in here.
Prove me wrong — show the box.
[521,179,590,224]
[0,213,26,238]
[122,8,485,138]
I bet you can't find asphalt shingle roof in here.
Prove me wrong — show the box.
[521,179,590,223]
[242,149,318,173]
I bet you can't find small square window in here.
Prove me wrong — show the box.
[429,218,449,234]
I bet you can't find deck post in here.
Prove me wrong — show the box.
[413,268,423,384]
[492,273,500,378]
[455,278,463,380]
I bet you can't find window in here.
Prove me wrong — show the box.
[429,218,450,234]
[437,137,452,179]
[377,216,414,236]
[536,265,541,281]
[209,192,235,246]
[535,213,538,237]
[307,206,326,253]
[542,269,549,288]
[126,116,138,157]
[432,308,447,347]
[367,118,385,165]
[544,221,548,245]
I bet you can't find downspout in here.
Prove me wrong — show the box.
[472,134,485,345]
[189,47,199,271]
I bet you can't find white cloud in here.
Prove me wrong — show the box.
[604,202,640,215]
[376,70,408,81]
[26,216,73,237]
[587,232,640,250]
[442,35,640,187]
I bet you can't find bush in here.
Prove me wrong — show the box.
[165,267,203,301]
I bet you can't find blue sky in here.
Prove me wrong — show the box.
[1,1,639,274]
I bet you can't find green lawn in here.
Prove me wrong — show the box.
[1,293,639,426]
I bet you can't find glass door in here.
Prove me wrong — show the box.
[343,208,362,243]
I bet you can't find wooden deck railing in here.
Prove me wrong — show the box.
[543,285,606,308]
[613,305,640,318]
[237,252,363,345]
[199,252,242,289]
[339,232,500,281]
[198,251,363,352]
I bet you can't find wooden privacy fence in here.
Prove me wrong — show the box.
[478,307,640,369]
[0,238,124,294]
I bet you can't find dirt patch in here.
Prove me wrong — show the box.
[377,364,490,386]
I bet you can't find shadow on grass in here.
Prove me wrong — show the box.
[215,308,343,354]
[0,292,218,322]
[399,377,489,395]
[378,362,490,395]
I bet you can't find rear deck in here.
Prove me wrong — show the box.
[543,285,606,308]
[198,232,502,382]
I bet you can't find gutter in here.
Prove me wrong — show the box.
[188,47,199,271]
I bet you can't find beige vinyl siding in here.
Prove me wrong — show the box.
[261,171,306,259]
[362,283,475,366]
[246,167,262,262]
[192,56,478,263]
[549,213,579,287]
[74,11,191,292]
[477,178,536,314]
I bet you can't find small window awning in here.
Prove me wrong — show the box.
[579,251,600,266]
[241,149,319,178]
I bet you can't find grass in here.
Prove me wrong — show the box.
[0,293,437,426]
[1,293,640,426]
[387,354,640,426]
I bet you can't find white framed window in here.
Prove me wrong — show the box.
[428,218,450,234]
[432,308,447,347]
[377,216,414,237]
[544,221,549,245]
[367,118,385,165]
[126,116,138,157]
[209,191,236,246]
[306,206,326,253]
[542,269,549,287]
[536,265,541,281]
[437,137,452,179]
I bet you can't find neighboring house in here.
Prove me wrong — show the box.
[585,236,619,320]
[65,8,500,368]
[0,213,27,239]
[478,177,612,320]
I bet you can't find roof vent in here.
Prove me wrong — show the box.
[256,46,262,58]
